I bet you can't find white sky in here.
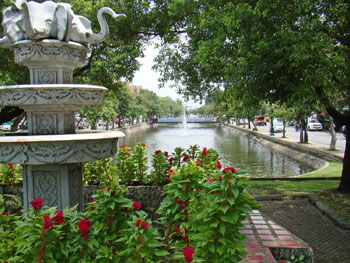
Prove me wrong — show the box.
[132,44,202,109]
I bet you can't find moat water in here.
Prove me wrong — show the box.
[119,123,314,177]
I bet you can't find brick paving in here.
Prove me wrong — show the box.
[241,210,311,263]
[258,200,350,263]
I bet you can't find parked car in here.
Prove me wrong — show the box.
[0,122,11,131]
[272,121,284,133]
[307,119,322,131]
[255,116,267,126]
[76,119,90,129]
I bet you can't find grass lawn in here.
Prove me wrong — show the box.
[247,162,350,223]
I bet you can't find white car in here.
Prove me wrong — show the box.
[272,121,284,133]
[0,122,11,131]
[307,120,322,131]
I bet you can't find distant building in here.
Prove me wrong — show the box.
[125,82,142,95]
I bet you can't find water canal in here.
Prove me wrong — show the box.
[119,123,315,177]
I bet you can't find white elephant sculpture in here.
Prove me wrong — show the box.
[0,0,126,48]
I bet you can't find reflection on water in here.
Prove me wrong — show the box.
[119,123,314,177]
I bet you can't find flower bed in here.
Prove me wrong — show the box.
[1,145,257,262]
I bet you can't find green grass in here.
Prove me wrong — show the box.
[300,162,342,178]
[247,162,350,222]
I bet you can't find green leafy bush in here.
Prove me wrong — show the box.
[0,163,21,185]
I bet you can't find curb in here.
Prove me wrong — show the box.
[308,193,350,230]
[225,124,343,162]
[253,193,350,230]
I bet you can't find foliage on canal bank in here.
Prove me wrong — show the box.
[0,160,256,262]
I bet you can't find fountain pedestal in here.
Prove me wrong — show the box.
[0,40,124,211]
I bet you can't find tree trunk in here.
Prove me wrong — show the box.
[329,116,337,150]
[299,120,304,142]
[338,125,350,192]
[10,112,25,132]
[282,120,286,137]
[302,119,308,143]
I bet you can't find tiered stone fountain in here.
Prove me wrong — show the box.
[0,0,125,211]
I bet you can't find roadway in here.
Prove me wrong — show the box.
[257,125,346,152]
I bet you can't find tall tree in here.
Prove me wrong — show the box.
[155,0,350,192]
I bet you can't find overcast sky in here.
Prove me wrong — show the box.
[132,44,202,109]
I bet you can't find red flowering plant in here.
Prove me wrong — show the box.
[78,182,167,262]
[83,158,116,185]
[156,161,205,262]
[132,142,148,184]
[189,167,256,262]
[196,147,221,173]
[0,163,21,185]
[117,211,167,262]
[150,149,171,185]
[185,144,200,160]
[116,145,137,185]
[172,147,186,168]
[4,200,81,262]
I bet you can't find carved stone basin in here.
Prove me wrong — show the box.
[0,131,125,165]
[0,84,107,107]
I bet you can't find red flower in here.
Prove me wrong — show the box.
[91,199,96,203]
[155,150,162,154]
[132,200,141,210]
[135,219,141,227]
[168,157,175,163]
[207,179,214,182]
[141,143,146,147]
[196,161,201,166]
[215,192,221,195]
[167,169,174,173]
[222,167,237,174]
[174,227,181,233]
[1,212,8,215]
[219,176,222,181]
[78,219,90,233]
[141,221,149,229]
[167,175,171,181]
[216,161,222,169]
[125,151,130,155]
[43,216,53,230]
[182,155,189,162]
[97,163,102,167]
[164,151,169,157]
[52,211,63,225]
[120,145,126,148]
[201,147,207,155]
[135,219,149,229]
[7,163,13,168]
[30,198,44,210]
[212,157,217,161]
[183,246,195,263]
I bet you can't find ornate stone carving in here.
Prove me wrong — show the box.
[13,41,88,67]
[38,71,57,84]
[63,71,72,83]
[69,164,82,209]
[0,132,122,165]
[0,85,106,106]
[35,113,58,135]
[33,170,60,207]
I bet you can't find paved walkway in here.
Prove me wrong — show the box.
[259,200,350,263]
[241,210,311,263]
